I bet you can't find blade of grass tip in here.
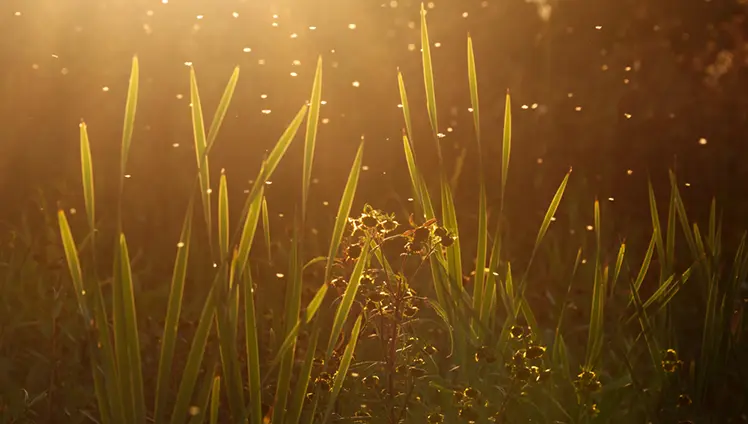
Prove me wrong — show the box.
[204,66,240,157]
[401,132,432,221]
[420,3,440,158]
[57,211,91,322]
[647,180,666,281]
[272,218,304,424]
[467,34,481,145]
[154,203,194,423]
[189,66,213,241]
[171,285,217,424]
[119,56,139,194]
[610,243,626,299]
[668,171,698,266]
[324,138,364,286]
[585,200,605,369]
[302,56,323,223]
[516,169,570,302]
[397,71,414,146]
[118,235,146,423]
[322,314,363,424]
[499,92,511,216]
[242,264,263,424]
[79,122,95,234]
[625,233,656,314]
[287,323,321,424]
[209,375,221,424]
[233,105,308,232]
[326,239,370,359]
[235,186,264,279]
[218,172,229,261]
[262,196,271,263]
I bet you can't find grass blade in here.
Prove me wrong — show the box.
[326,239,370,359]
[262,196,271,263]
[236,186,265,278]
[323,138,364,287]
[57,211,91,321]
[287,324,321,424]
[516,169,570,300]
[585,200,605,369]
[302,56,323,222]
[322,314,363,424]
[420,3,440,153]
[468,86,487,336]
[218,172,230,261]
[120,56,139,186]
[272,219,304,424]
[209,375,220,424]
[118,235,146,424]
[243,264,263,424]
[189,66,212,240]
[171,286,216,424]
[467,34,481,144]
[204,67,240,157]
[79,122,95,233]
[154,204,194,423]
[500,92,511,212]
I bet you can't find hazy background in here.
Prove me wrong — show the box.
[2,0,747,258]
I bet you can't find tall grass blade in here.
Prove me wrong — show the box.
[262,196,271,263]
[585,200,605,369]
[322,314,363,424]
[302,56,323,222]
[204,66,240,156]
[517,170,570,300]
[171,286,216,424]
[287,324,321,424]
[154,204,194,423]
[324,139,364,286]
[441,182,462,295]
[209,376,221,424]
[57,211,91,321]
[419,3,440,157]
[242,264,263,424]
[500,92,511,212]
[326,239,370,359]
[467,35,487,331]
[272,219,304,424]
[79,122,95,233]
[218,172,230,261]
[120,56,139,188]
[648,180,667,280]
[118,235,146,424]
[189,66,213,240]
[187,362,219,424]
[236,187,264,278]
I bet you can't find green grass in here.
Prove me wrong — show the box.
[1,3,746,423]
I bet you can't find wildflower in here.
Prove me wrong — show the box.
[526,345,546,359]
[510,325,525,339]
[422,344,437,355]
[428,412,444,423]
[677,394,692,408]
[463,387,480,399]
